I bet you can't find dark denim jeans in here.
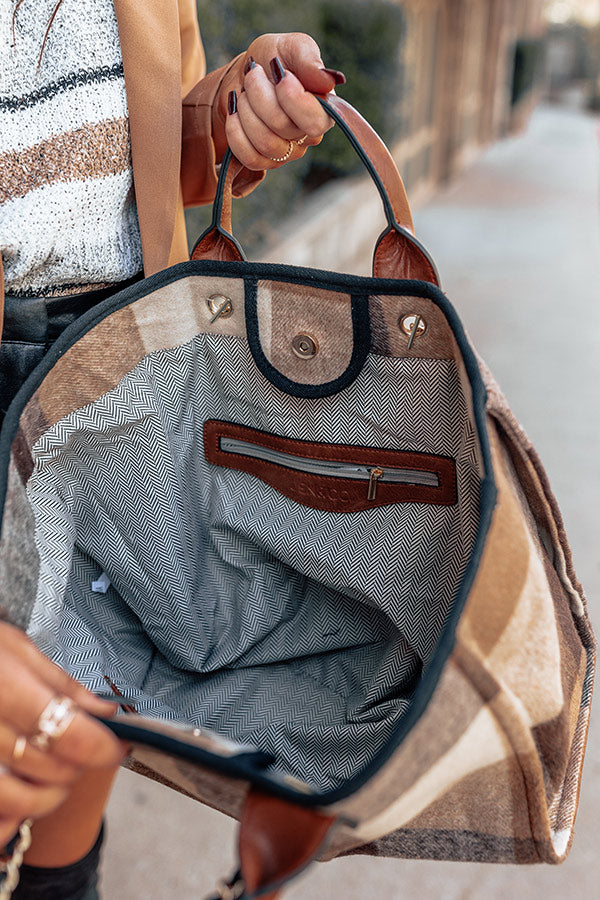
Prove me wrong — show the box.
[11,825,104,900]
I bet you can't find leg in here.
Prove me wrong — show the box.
[24,765,119,867]
[11,767,119,899]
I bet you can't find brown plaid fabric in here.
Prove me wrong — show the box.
[0,271,593,868]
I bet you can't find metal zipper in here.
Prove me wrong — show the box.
[219,437,439,501]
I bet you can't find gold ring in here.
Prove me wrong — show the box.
[12,735,27,763]
[268,140,293,163]
[295,134,308,146]
[30,696,77,752]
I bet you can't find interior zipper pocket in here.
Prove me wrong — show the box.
[204,420,457,513]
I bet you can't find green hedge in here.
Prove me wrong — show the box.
[187,0,406,253]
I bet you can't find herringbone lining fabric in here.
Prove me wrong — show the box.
[25,334,479,791]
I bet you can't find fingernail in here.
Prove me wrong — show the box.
[244,56,256,75]
[228,90,237,115]
[270,56,286,84]
[321,67,346,85]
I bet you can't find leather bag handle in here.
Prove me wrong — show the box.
[207,789,337,900]
[192,94,439,285]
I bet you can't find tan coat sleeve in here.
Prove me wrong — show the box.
[178,0,206,97]
[179,7,265,209]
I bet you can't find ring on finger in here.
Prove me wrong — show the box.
[11,735,27,763]
[268,140,294,163]
[295,134,309,146]
[29,696,77,753]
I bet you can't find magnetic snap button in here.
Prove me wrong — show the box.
[207,295,233,322]
[291,334,318,359]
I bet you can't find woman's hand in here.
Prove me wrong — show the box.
[215,32,345,171]
[0,622,124,846]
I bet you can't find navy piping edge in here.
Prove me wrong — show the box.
[244,279,371,398]
[97,718,277,779]
[0,257,497,809]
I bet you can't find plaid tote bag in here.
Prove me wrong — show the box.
[0,97,594,899]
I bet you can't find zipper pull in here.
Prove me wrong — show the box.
[367,467,383,501]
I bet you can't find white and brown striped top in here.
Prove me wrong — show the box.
[0,0,143,297]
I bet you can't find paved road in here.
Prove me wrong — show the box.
[101,103,600,899]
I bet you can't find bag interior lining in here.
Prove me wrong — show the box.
[26,333,481,792]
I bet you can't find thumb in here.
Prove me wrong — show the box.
[278,33,346,94]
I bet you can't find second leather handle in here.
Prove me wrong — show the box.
[193,95,439,284]
[320,95,438,283]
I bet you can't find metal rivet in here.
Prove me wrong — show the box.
[291,333,318,359]
[399,314,427,349]
[207,294,233,322]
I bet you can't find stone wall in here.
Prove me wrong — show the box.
[262,0,547,274]
[395,0,546,194]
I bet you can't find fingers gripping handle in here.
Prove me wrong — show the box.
[192,96,439,285]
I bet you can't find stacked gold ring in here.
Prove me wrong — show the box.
[29,696,77,752]
[268,135,309,162]
[269,140,294,163]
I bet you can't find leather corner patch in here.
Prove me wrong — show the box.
[204,420,457,513]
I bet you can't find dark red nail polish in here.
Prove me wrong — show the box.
[321,67,346,85]
[244,56,256,75]
[270,56,286,84]
[228,90,237,115]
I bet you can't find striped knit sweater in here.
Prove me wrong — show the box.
[0,0,143,297]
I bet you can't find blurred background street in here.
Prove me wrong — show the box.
[102,1,600,896]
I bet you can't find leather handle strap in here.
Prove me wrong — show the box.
[192,154,246,263]
[239,789,336,898]
[207,789,337,900]
[322,96,439,283]
[324,94,414,233]
[192,95,439,284]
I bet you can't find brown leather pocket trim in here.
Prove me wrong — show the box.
[204,420,457,513]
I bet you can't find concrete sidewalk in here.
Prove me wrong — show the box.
[101,103,600,899]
